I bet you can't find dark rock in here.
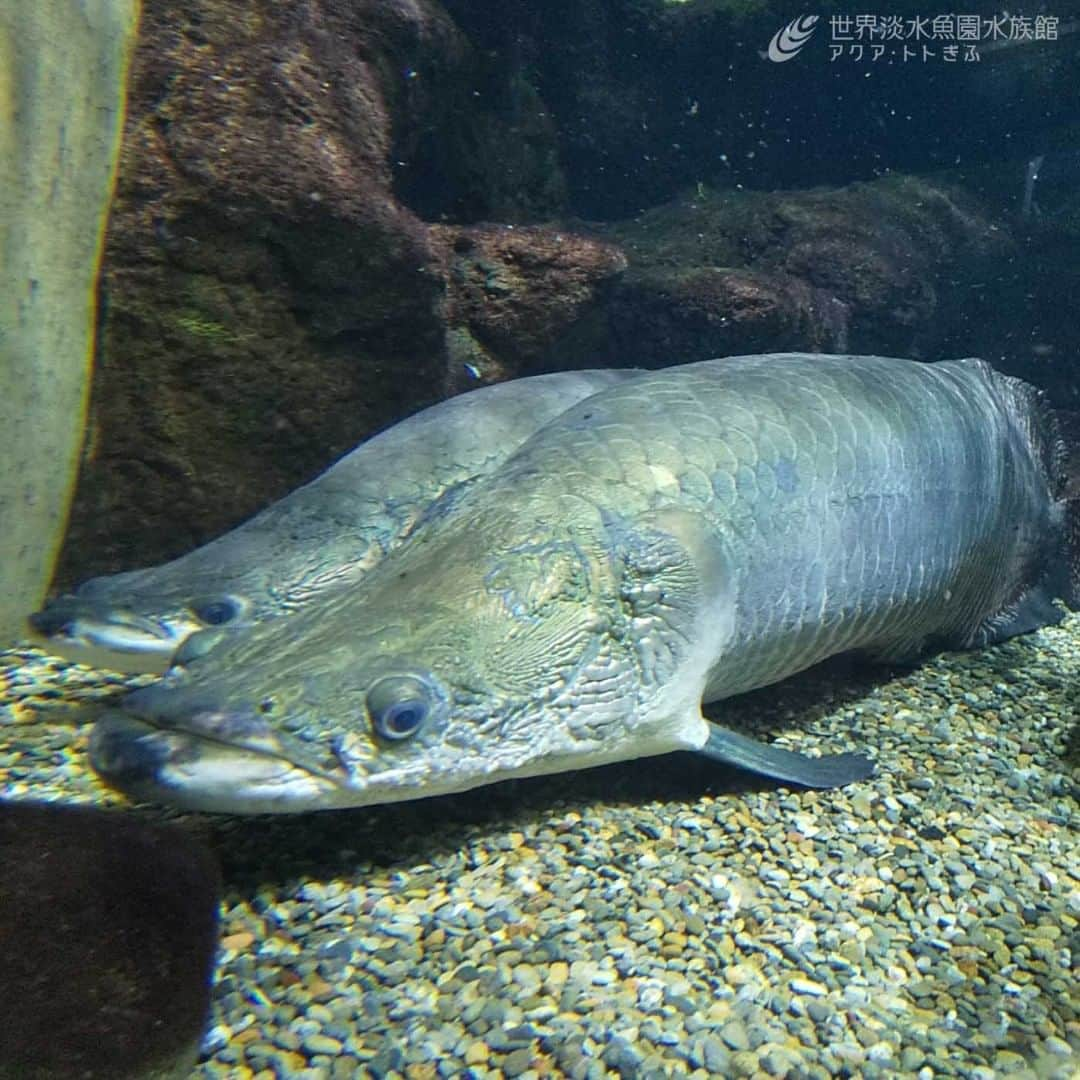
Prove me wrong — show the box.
[501,1047,536,1077]
[367,1039,407,1077]
[610,265,845,364]
[603,1034,644,1074]
[441,2,1080,220]
[600,176,1011,367]
[0,800,220,1080]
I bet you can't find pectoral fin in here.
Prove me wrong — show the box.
[699,721,874,789]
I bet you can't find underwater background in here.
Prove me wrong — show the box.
[1,1,1077,1077]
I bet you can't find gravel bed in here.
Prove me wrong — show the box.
[1,619,1077,1080]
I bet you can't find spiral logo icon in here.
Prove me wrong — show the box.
[767,15,820,62]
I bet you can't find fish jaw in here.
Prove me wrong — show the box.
[88,699,710,815]
[88,705,352,814]
[89,711,345,813]
[29,598,198,673]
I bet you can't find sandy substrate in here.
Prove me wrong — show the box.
[1,619,1077,1079]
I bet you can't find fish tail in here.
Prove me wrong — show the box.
[997,375,1068,497]
[1048,407,1080,609]
[964,373,1078,647]
[1065,498,1080,611]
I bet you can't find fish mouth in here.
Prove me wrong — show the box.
[89,691,350,814]
[29,599,196,672]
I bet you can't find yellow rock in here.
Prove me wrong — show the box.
[274,1051,306,1073]
[726,963,762,987]
[547,961,570,987]
[221,932,256,951]
[464,1040,490,1066]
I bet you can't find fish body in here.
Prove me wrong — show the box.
[30,369,638,670]
[90,353,1072,813]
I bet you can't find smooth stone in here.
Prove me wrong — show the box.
[721,1019,750,1052]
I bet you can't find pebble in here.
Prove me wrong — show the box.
[901,1046,925,1070]
[720,1018,750,1052]
[301,1033,342,1056]
[1,620,1077,1079]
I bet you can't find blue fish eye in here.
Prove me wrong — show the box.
[366,675,433,742]
[193,597,239,626]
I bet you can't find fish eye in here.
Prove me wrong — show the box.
[366,675,434,742]
[192,596,241,626]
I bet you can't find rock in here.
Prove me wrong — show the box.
[53,0,628,589]
[720,1018,750,1052]
[609,265,846,362]
[433,223,627,385]
[56,0,462,586]
[600,177,1010,368]
[0,800,220,1080]
[441,1,1080,230]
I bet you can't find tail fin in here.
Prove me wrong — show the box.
[995,371,1080,611]
[1050,408,1080,610]
[1064,498,1080,611]
[1053,409,1080,500]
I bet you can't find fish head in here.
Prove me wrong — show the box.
[29,509,381,671]
[30,565,259,673]
[89,506,728,813]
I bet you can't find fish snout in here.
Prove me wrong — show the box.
[123,683,273,745]
[89,684,265,802]
[88,700,344,814]
[28,597,82,638]
[29,595,188,671]
[89,710,177,792]
[109,681,348,781]
[90,682,349,813]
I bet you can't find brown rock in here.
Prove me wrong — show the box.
[52,0,615,591]
[433,223,627,386]
[56,0,468,588]
[611,265,848,363]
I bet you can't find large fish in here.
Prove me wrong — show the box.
[30,370,638,672]
[89,353,1074,813]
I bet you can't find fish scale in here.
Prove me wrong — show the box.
[87,353,1073,813]
[476,355,1036,700]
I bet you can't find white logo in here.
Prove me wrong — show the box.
[767,15,820,62]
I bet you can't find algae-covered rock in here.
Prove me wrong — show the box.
[52,0,456,589]
[50,0,617,589]
[599,176,1012,364]
[0,0,140,646]
[0,800,221,1080]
